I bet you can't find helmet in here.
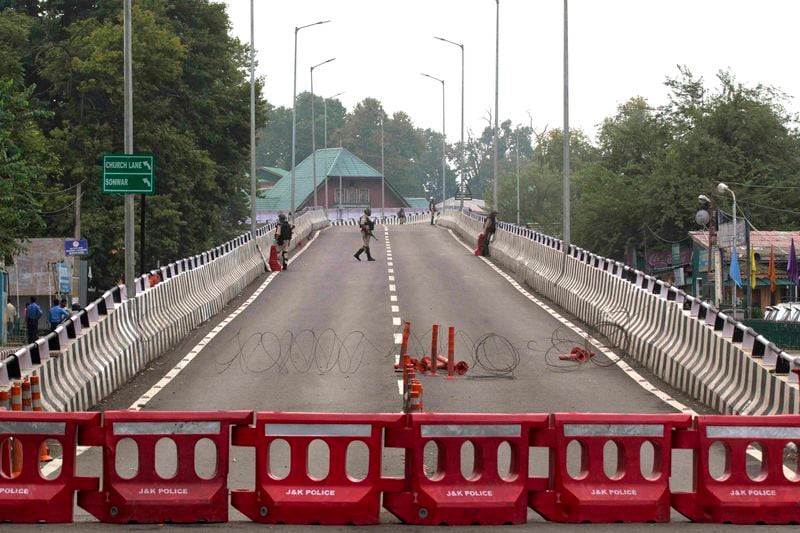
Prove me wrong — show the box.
[278,213,287,222]
[364,207,372,216]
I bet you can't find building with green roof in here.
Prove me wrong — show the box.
[256,167,288,189]
[254,148,411,216]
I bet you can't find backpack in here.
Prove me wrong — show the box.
[279,221,293,243]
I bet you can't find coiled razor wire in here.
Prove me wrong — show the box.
[215,328,384,375]
[541,308,632,372]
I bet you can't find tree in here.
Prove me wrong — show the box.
[19,0,267,287]
[0,9,55,262]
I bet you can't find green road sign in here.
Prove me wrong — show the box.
[102,154,155,195]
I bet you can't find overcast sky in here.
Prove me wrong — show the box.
[221,0,800,142]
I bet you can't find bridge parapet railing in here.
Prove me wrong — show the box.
[437,210,798,414]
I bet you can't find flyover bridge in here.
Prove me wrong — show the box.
[1,208,799,527]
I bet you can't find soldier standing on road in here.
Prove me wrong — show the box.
[482,211,498,257]
[275,213,294,270]
[354,208,376,261]
[429,197,437,225]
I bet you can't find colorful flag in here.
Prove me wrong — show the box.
[749,246,757,289]
[730,246,742,288]
[789,238,798,286]
[769,246,777,293]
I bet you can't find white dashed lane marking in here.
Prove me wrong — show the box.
[385,226,404,396]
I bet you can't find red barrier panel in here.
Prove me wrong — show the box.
[231,412,404,525]
[672,415,800,524]
[384,413,549,525]
[268,245,282,271]
[0,411,100,523]
[78,410,252,523]
[529,413,691,523]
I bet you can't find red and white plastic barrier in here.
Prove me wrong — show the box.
[78,410,251,523]
[232,412,404,524]
[1,410,800,525]
[0,411,100,523]
[384,413,549,525]
[529,413,691,523]
[672,414,800,524]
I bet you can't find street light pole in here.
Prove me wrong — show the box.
[380,117,385,220]
[515,128,520,225]
[434,36,464,211]
[421,73,446,210]
[290,19,330,216]
[123,0,134,298]
[492,0,500,212]
[324,91,344,211]
[310,57,335,210]
[249,0,257,238]
[562,0,571,256]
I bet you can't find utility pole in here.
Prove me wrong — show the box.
[380,117,385,219]
[123,0,134,298]
[249,0,257,237]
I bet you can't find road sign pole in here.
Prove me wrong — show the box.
[124,0,135,298]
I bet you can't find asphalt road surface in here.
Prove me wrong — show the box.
[10,224,784,531]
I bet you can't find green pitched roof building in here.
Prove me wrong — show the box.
[254,148,410,213]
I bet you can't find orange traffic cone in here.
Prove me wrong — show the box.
[21,378,32,411]
[0,389,9,411]
[409,379,424,412]
[10,382,22,411]
[30,374,43,412]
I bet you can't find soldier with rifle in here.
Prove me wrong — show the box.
[354,207,376,261]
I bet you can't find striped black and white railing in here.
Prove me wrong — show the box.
[330,211,435,227]
[0,208,329,411]
[439,210,798,415]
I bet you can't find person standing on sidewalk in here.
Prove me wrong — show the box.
[354,208,376,261]
[48,299,70,332]
[6,298,16,336]
[25,297,42,343]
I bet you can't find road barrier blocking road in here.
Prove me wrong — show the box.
[231,412,405,525]
[672,414,800,524]
[78,410,251,524]
[529,413,692,523]
[0,412,100,523]
[1,410,800,524]
[384,413,549,525]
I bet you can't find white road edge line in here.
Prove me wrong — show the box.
[42,227,328,476]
